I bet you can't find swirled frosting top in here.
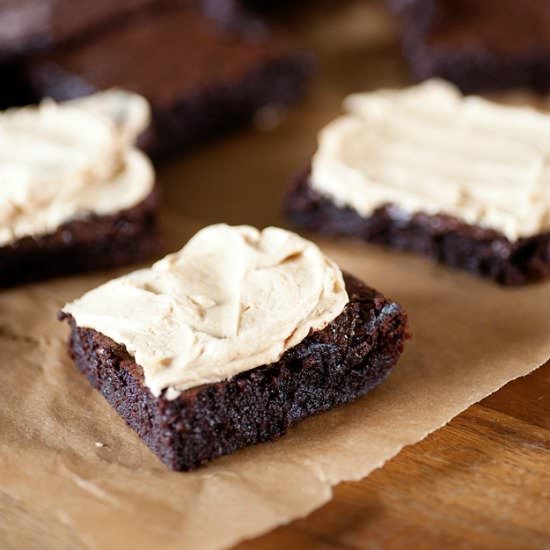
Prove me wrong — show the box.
[62,224,349,398]
[0,89,154,246]
[311,80,550,240]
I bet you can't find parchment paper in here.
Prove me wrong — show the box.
[1,1,549,548]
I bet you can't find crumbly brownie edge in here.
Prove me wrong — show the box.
[284,174,550,285]
[0,189,160,288]
[60,274,409,471]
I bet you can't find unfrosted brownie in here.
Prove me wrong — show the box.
[285,81,550,285]
[388,0,550,93]
[60,225,408,471]
[0,90,159,287]
[27,6,313,159]
[0,0,174,61]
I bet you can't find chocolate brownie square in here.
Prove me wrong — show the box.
[388,0,550,93]
[26,6,313,159]
[0,0,173,62]
[59,225,408,470]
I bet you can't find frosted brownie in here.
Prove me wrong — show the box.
[60,224,408,471]
[26,5,313,159]
[388,0,550,93]
[285,80,550,285]
[0,90,159,287]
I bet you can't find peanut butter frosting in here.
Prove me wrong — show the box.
[0,89,154,247]
[62,224,349,398]
[68,89,151,147]
[311,80,550,241]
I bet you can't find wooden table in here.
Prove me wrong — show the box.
[159,2,550,547]
[238,363,550,549]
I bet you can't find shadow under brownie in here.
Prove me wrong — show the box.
[60,273,408,471]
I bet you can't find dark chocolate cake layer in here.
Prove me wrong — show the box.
[60,274,408,471]
[285,175,550,286]
[0,191,159,288]
[27,7,313,159]
[388,0,550,93]
[0,0,174,62]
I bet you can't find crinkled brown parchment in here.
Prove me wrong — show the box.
[1,2,549,548]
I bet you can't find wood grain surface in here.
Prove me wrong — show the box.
[237,363,550,549]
